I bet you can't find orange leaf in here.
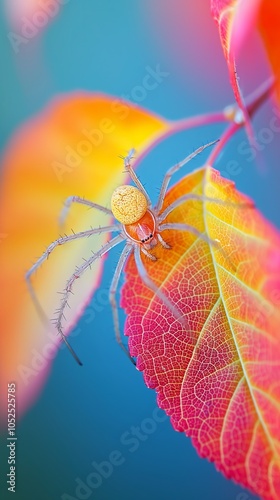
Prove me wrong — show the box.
[258,1,280,100]
[0,93,170,420]
[122,165,280,499]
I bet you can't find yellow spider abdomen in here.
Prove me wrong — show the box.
[111,185,148,225]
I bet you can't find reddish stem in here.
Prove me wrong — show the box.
[130,77,275,175]
[206,76,275,166]
[207,123,239,166]
[131,111,226,173]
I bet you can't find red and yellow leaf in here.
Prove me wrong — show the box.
[122,166,280,499]
[0,93,170,421]
[211,0,280,103]
[211,0,262,59]
[211,0,260,140]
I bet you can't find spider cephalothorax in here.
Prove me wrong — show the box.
[122,209,157,251]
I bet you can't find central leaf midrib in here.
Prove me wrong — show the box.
[201,169,278,467]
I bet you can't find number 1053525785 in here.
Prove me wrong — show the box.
[7,383,16,433]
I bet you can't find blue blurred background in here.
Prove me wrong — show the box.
[1,0,279,499]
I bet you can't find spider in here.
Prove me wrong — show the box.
[26,139,236,366]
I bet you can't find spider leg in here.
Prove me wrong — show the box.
[54,234,124,361]
[155,140,219,214]
[26,226,120,365]
[141,247,157,260]
[109,244,135,365]
[159,222,236,272]
[26,225,120,313]
[134,245,189,330]
[157,233,171,249]
[122,150,152,207]
[159,193,254,223]
[59,195,113,228]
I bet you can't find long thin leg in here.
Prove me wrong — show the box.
[155,140,219,213]
[158,194,254,222]
[26,226,121,365]
[122,149,152,206]
[134,245,189,330]
[141,247,157,260]
[59,195,113,227]
[26,225,120,306]
[157,233,171,249]
[159,222,236,272]
[54,235,124,353]
[109,244,135,364]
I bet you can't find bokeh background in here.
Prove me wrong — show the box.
[1,1,279,499]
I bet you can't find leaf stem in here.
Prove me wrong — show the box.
[206,76,275,166]
[130,77,275,173]
[206,123,239,166]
